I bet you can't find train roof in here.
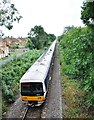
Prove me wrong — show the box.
[20,71,44,83]
[20,40,57,83]
[20,64,48,83]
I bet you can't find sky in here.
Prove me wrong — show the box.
[1,0,84,38]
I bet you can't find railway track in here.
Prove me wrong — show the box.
[21,105,43,120]
[22,106,28,120]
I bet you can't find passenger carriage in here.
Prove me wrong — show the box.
[20,40,56,106]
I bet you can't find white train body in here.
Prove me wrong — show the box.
[20,40,56,106]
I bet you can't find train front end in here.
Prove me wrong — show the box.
[20,81,45,106]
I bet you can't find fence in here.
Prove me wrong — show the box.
[0,54,24,68]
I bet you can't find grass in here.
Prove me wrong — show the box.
[61,75,92,118]
[0,51,26,62]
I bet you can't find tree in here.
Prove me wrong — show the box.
[28,25,48,49]
[81,1,94,27]
[48,34,56,42]
[0,0,22,30]
[28,25,45,39]
[25,39,33,49]
[28,25,56,49]
[63,26,75,34]
[28,25,45,37]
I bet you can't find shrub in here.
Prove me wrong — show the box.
[59,27,94,109]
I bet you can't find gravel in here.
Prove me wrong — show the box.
[41,46,62,118]
[4,96,27,118]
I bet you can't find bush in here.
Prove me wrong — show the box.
[59,27,94,109]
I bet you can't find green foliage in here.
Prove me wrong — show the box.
[28,25,56,49]
[1,50,42,105]
[48,34,56,42]
[63,26,76,34]
[81,1,94,27]
[0,0,22,30]
[25,39,33,49]
[29,25,45,36]
[59,27,94,109]
[10,45,19,49]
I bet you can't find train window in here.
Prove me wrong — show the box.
[21,84,31,94]
[21,82,43,96]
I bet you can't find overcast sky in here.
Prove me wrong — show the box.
[1,0,84,37]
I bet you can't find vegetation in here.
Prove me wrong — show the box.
[0,0,22,30]
[61,75,91,118]
[27,25,56,49]
[59,26,94,116]
[1,50,43,113]
[10,45,19,49]
[81,1,94,27]
[59,2,94,117]
[0,90,2,119]
[0,51,24,62]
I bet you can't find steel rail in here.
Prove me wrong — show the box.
[21,107,29,120]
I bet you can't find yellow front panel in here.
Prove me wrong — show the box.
[21,96,44,101]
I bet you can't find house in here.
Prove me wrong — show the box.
[0,38,9,59]
[0,37,28,58]
[3,37,28,48]
[3,37,18,47]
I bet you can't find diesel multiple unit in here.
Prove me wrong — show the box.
[20,40,56,106]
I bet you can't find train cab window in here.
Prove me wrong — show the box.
[21,84,31,94]
[21,82,43,96]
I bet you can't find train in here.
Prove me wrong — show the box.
[20,40,57,106]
